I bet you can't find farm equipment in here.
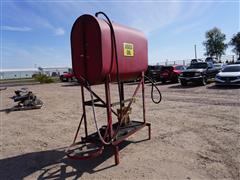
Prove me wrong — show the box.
[10,88,43,111]
[66,12,161,165]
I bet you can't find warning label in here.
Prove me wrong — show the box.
[123,43,134,57]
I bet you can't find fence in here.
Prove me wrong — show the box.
[157,55,237,66]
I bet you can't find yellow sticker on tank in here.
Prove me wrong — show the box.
[123,43,134,57]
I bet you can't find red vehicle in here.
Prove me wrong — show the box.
[159,65,186,83]
[60,72,75,82]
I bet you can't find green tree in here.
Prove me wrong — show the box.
[203,27,228,60]
[229,32,240,58]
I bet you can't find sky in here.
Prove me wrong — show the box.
[1,0,239,69]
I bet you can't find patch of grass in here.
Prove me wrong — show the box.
[33,74,54,83]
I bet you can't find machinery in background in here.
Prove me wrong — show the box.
[10,88,43,111]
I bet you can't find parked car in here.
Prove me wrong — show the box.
[213,63,224,71]
[179,62,219,86]
[173,65,186,73]
[60,72,75,82]
[159,65,185,83]
[215,64,240,86]
[190,59,203,64]
[145,65,163,81]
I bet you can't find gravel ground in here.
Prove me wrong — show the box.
[0,82,239,180]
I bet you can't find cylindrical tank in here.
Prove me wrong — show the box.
[71,14,148,85]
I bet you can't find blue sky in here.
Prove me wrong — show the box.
[1,0,239,68]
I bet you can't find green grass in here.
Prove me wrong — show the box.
[33,74,54,83]
[0,78,36,83]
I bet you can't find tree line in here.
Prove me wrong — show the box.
[203,27,240,61]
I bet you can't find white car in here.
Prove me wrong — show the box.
[215,64,240,86]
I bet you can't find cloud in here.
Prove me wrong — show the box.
[3,1,65,36]
[1,25,32,32]
[181,2,213,21]
[54,27,65,36]
[172,21,203,34]
[122,2,182,35]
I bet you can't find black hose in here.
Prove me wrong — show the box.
[95,12,123,110]
[144,75,162,104]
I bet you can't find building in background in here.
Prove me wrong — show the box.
[0,68,39,80]
[38,67,71,77]
[0,67,71,80]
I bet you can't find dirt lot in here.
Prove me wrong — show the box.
[0,82,239,180]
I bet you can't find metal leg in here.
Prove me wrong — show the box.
[147,123,151,140]
[142,72,146,123]
[73,114,84,143]
[81,86,88,137]
[120,82,124,107]
[114,145,119,165]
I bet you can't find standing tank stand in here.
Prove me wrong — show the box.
[66,72,151,165]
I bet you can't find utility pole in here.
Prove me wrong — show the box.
[194,44,197,59]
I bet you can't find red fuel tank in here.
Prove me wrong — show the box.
[71,14,148,85]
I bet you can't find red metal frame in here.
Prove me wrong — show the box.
[66,72,151,165]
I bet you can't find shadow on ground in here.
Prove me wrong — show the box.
[207,84,240,90]
[167,83,203,89]
[0,140,145,180]
[61,82,80,87]
[0,107,16,113]
[0,106,42,114]
[151,81,179,86]
[122,80,154,86]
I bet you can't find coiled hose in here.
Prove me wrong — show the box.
[144,75,162,104]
